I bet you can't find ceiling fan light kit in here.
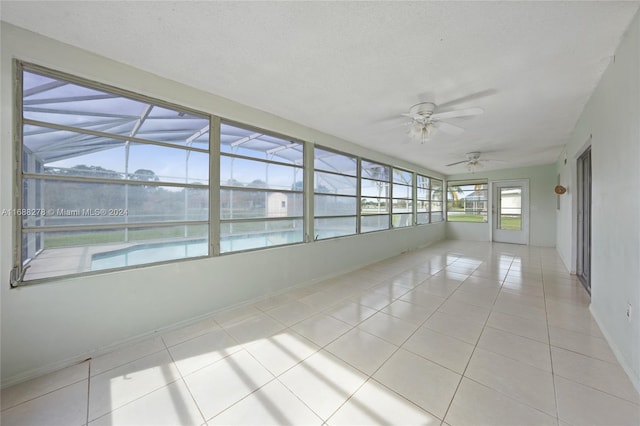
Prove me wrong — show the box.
[445,151,503,172]
[464,151,482,172]
[408,121,434,144]
[467,160,482,173]
[402,101,483,144]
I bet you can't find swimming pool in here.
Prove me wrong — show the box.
[91,239,209,271]
[90,230,304,270]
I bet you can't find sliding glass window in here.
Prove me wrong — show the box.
[431,178,444,222]
[14,63,452,285]
[17,63,210,281]
[220,122,304,252]
[314,147,358,240]
[392,168,413,228]
[447,180,488,222]
[360,160,390,233]
[416,175,431,225]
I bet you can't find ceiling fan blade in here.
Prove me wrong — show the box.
[401,113,426,123]
[438,89,497,110]
[431,107,483,120]
[445,160,468,167]
[433,121,465,135]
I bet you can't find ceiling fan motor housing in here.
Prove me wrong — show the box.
[466,151,481,161]
[409,102,437,118]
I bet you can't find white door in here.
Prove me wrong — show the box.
[492,180,529,244]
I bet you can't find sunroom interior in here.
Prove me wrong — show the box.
[1,2,639,425]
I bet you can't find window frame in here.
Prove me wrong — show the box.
[446,179,489,223]
[359,159,391,233]
[391,167,414,228]
[13,61,214,284]
[218,120,306,254]
[10,61,446,287]
[312,145,359,241]
[431,178,444,223]
[416,174,431,225]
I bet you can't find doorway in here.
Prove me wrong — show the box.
[577,147,592,293]
[492,180,529,245]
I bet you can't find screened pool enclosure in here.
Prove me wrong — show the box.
[13,63,443,283]
[19,67,211,280]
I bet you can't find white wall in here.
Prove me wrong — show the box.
[556,11,640,392]
[555,145,574,271]
[446,164,557,247]
[0,23,446,386]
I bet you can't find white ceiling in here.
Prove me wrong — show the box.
[2,1,639,174]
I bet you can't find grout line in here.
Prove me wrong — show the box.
[272,255,458,422]
[547,341,620,366]
[85,360,91,426]
[445,251,562,423]
[440,252,510,423]
[322,376,370,423]
[86,347,186,425]
[541,256,562,426]
[551,372,640,407]
[11,243,622,425]
[88,338,167,379]
[162,335,208,425]
[273,376,325,423]
[333,261,474,423]
[0,364,90,413]
[321,267,459,424]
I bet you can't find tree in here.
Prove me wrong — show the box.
[45,164,123,179]
[447,185,464,203]
[250,179,267,188]
[130,169,159,182]
[225,178,244,187]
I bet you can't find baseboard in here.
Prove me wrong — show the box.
[557,247,573,274]
[590,306,640,396]
[2,236,444,389]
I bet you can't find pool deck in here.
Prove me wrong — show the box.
[24,243,135,281]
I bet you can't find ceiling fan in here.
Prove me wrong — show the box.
[446,151,500,172]
[402,102,483,144]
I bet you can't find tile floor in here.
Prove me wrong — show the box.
[2,240,639,425]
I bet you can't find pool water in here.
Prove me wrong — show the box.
[90,230,304,270]
[91,239,209,271]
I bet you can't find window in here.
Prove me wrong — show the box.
[497,187,522,230]
[360,160,390,232]
[447,180,488,222]
[416,175,430,225]
[18,64,210,281]
[416,175,443,224]
[431,178,444,222]
[13,63,448,285]
[314,147,358,240]
[392,168,413,228]
[220,122,304,252]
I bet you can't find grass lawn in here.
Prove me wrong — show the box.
[447,214,486,222]
[446,213,522,230]
[499,215,522,230]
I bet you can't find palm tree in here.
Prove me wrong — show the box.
[447,185,465,203]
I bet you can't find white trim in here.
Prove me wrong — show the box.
[569,135,593,274]
[491,179,530,245]
[590,305,640,396]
